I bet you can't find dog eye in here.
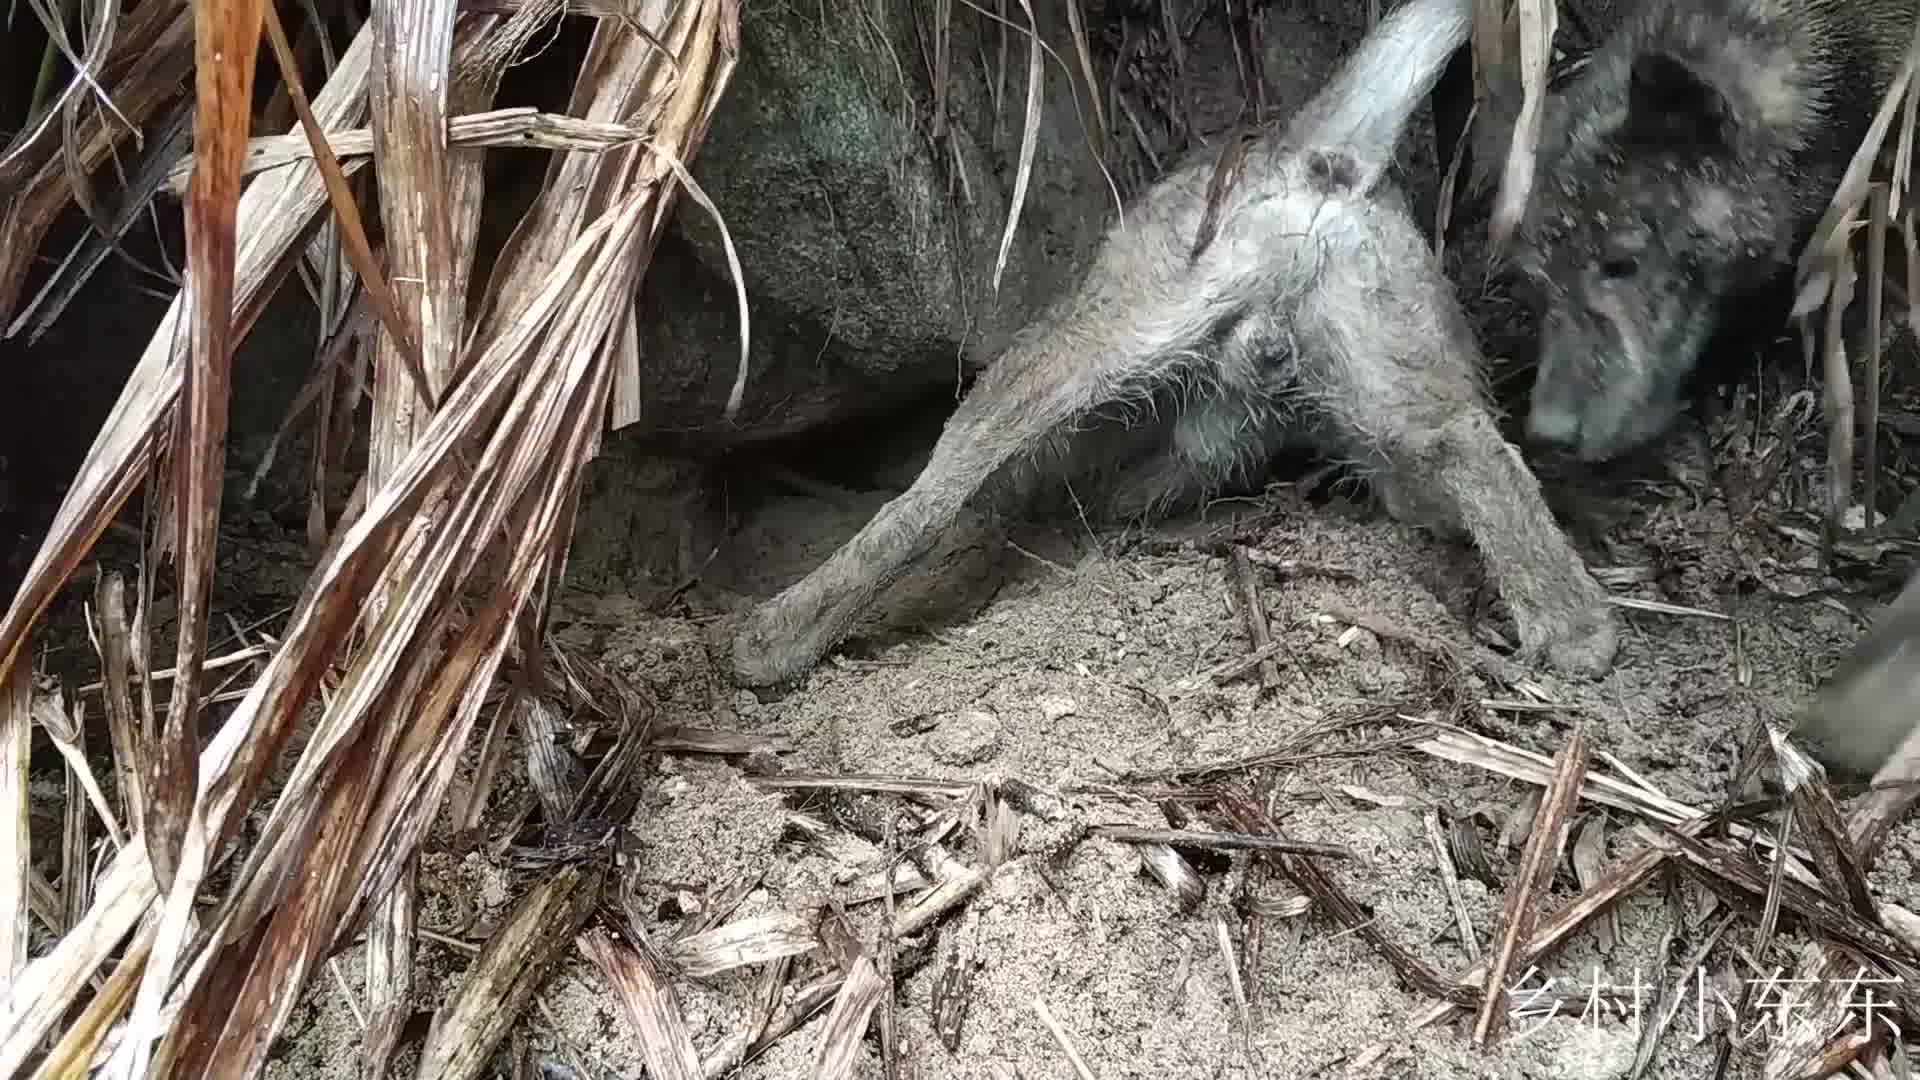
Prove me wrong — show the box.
[1599,255,1638,279]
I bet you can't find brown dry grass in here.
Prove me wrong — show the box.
[0,0,740,1074]
[2,0,1920,1077]
[1791,19,1920,552]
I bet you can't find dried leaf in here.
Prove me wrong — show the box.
[990,0,1043,293]
[365,865,418,1076]
[813,955,886,1080]
[0,667,28,984]
[1486,0,1553,250]
[668,912,819,979]
[415,863,604,1080]
[579,929,702,1080]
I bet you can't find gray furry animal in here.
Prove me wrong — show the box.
[1504,0,1920,462]
[730,0,1619,689]
[1794,567,1920,779]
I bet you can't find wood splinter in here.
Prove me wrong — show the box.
[1228,545,1284,691]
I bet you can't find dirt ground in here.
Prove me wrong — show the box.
[197,374,1918,1080]
[12,225,1914,1080]
[7,3,1913,1077]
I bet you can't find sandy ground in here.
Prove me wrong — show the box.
[25,3,1912,1077]
[202,386,1920,1080]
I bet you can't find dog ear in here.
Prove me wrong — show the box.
[1623,51,1732,154]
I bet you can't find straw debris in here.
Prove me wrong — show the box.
[7,0,1920,1075]
[417,862,605,1080]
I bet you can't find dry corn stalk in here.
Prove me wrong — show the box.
[0,1,739,1076]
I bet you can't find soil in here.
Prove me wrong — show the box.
[11,8,1920,1077]
[15,199,1920,1080]
[206,375,1920,1080]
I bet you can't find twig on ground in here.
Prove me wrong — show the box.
[1132,710,1414,781]
[1091,824,1352,859]
[72,642,271,695]
[1474,724,1589,1044]
[29,686,124,850]
[2,668,31,985]
[26,916,157,1076]
[699,973,840,1080]
[1421,716,1920,1063]
[1415,725,1805,858]
[879,814,900,1080]
[746,955,791,1050]
[1208,639,1287,686]
[673,875,761,943]
[1033,997,1098,1080]
[363,862,417,1077]
[1240,864,1269,1016]
[1228,547,1359,584]
[1216,786,1477,1006]
[1227,545,1283,691]
[1423,808,1481,963]
[649,726,792,756]
[1413,819,1712,1030]
[1627,909,1736,1080]
[1717,793,1806,1077]
[1770,729,1876,921]
[1480,697,1565,714]
[749,774,973,802]
[892,852,987,939]
[1644,825,1920,991]
[1216,914,1254,1063]
[1604,595,1730,622]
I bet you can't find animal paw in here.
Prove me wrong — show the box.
[730,606,817,689]
[1534,603,1619,680]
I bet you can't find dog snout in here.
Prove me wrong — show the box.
[1524,389,1582,448]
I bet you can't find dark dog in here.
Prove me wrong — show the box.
[1500,0,1918,462]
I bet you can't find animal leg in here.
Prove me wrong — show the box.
[1299,207,1619,679]
[1407,410,1619,678]
[731,326,1135,687]
[730,0,1481,688]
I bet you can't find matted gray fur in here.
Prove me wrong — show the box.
[1507,0,1920,462]
[1795,568,1920,778]
[730,0,1618,689]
